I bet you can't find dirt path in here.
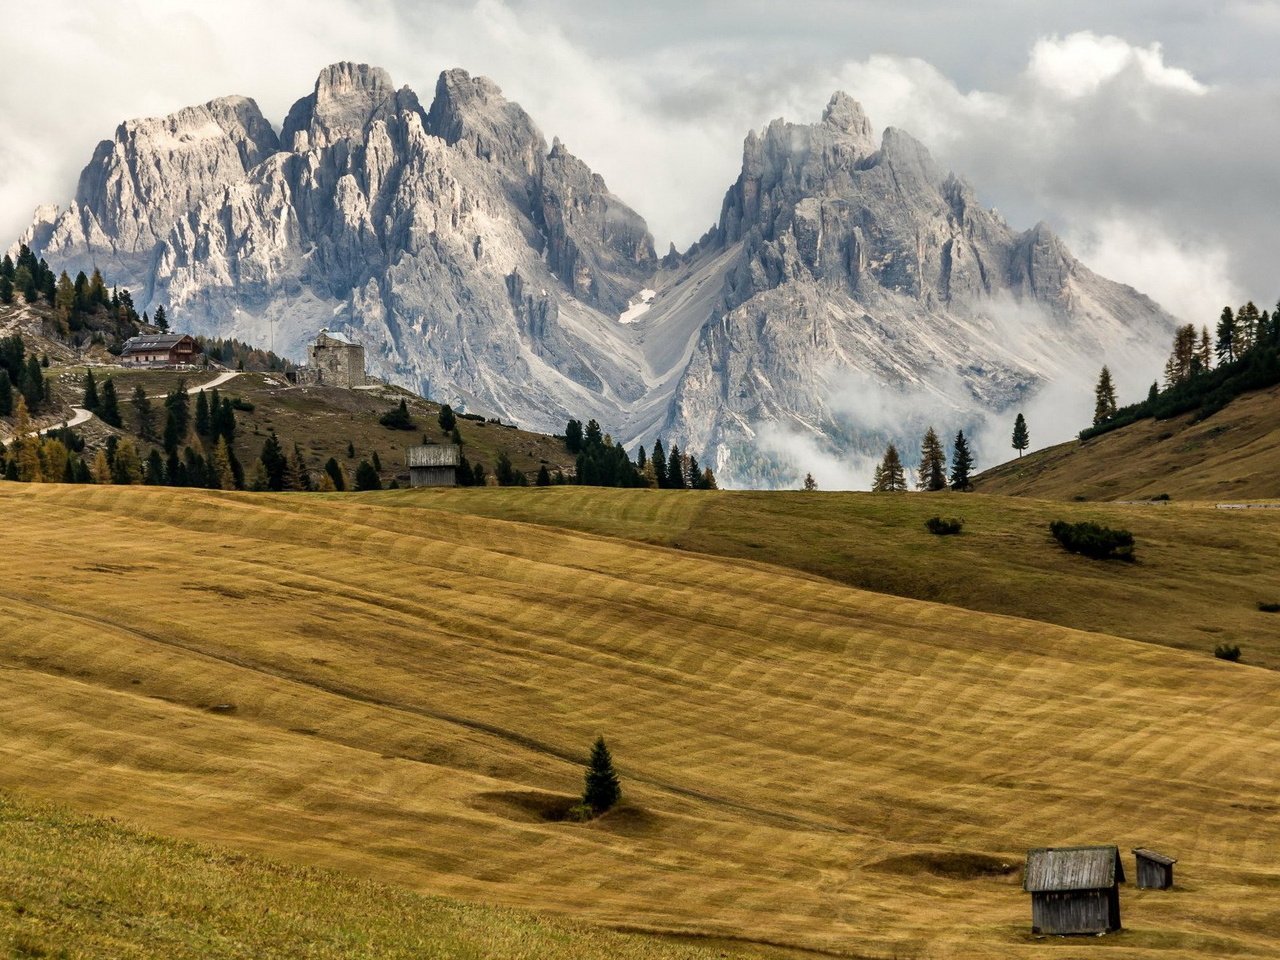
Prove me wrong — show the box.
[3,370,243,445]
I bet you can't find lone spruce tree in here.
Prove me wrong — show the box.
[1093,366,1117,426]
[871,443,907,492]
[1011,413,1029,458]
[949,430,974,491]
[582,736,621,814]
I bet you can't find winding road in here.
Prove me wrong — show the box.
[3,370,243,445]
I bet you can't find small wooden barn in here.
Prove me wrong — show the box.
[407,444,460,487]
[1024,845,1125,935]
[1132,848,1176,889]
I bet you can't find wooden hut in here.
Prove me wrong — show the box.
[1024,846,1125,935]
[1132,848,1176,889]
[407,444,460,487]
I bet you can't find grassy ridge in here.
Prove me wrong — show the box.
[976,383,1280,502]
[0,485,1278,957]
[379,486,1280,667]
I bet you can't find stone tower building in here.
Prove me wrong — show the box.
[306,328,367,388]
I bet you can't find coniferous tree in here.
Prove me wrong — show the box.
[918,427,947,491]
[11,397,42,482]
[379,398,414,430]
[949,431,974,491]
[582,736,621,814]
[354,459,382,491]
[0,275,11,304]
[0,370,11,417]
[144,449,166,485]
[165,383,190,439]
[110,440,144,485]
[131,386,156,440]
[437,403,456,433]
[205,438,233,490]
[195,390,211,436]
[1093,366,1118,426]
[154,305,168,331]
[1216,305,1238,364]
[536,464,551,486]
[651,438,667,488]
[98,379,122,427]
[564,419,584,453]
[1011,413,1029,458]
[371,450,382,472]
[472,461,487,486]
[871,444,907,492]
[20,355,44,412]
[259,432,287,491]
[290,444,311,491]
[346,440,355,459]
[1197,326,1214,374]
[666,444,684,489]
[324,457,346,491]
[803,472,817,491]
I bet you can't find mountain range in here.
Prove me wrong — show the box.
[17,62,1175,485]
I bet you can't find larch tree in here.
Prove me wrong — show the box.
[1216,306,1238,364]
[1011,413,1029,457]
[918,427,947,491]
[1093,367,1118,426]
[872,443,907,492]
[803,472,818,491]
[212,437,236,490]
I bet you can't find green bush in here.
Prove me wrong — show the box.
[1049,520,1135,561]
[924,516,964,536]
[1258,602,1280,613]
[1214,643,1242,662]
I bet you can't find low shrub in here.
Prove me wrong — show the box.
[1151,493,1171,501]
[1049,520,1135,561]
[230,397,255,412]
[1258,602,1280,613]
[924,516,964,536]
[1214,643,1242,662]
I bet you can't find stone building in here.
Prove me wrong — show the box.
[298,328,367,388]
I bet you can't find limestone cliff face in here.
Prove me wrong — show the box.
[660,94,1175,480]
[18,70,1174,486]
[22,63,654,431]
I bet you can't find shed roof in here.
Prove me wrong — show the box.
[121,334,192,353]
[408,444,461,468]
[1024,846,1124,892]
[1132,848,1177,866]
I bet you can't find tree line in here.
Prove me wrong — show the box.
[1085,298,1280,440]
[563,418,717,489]
[865,428,976,493]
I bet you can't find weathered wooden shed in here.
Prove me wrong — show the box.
[1024,845,1125,935]
[407,444,460,487]
[1132,848,1176,889]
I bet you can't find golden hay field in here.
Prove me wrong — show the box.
[1,484,1279,958]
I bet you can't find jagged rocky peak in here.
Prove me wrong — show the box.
[820,91,876,149]
[534,136,657,314]
[425,68,545,175]
[718,91,886,245]
[283,62,423,152]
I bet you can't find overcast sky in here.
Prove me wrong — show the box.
[2,0,1277,323]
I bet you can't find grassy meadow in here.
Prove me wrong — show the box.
[0,484,1279,958]
[383,486,1280,667]
[976,383,1280,502]
[0,794,786,960]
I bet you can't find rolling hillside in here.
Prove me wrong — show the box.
[2,484,1279,958]
[975,383,1280,502]
[389,487,1280,668]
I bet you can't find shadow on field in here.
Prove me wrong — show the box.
[869,850,1019,881]
[473,790,663,834]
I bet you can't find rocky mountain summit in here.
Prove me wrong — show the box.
[18,63,1174,485]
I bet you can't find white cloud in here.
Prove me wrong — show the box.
[1027,31,1207,99]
